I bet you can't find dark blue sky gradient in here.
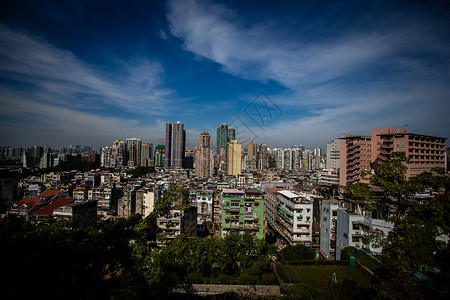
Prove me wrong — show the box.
[0,0,449,149]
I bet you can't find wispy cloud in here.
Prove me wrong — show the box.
[167,0,450,147]
[0,24,175,115]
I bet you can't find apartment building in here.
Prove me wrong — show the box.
[192,192,214,222]
[265,188,314,247]
[371,127,446,178]
[320,200,339,259]
[135,186,160,218]
[157,205,197,240]
[221,188,265,239]
[339,135,372,186]
[339,127,446,186]
[318,169,339,186]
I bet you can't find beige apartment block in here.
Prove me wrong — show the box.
[226,140,242,176]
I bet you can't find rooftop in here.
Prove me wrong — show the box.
[278,190,300,199]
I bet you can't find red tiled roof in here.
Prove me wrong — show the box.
[31,198,76,216]
[15,197,42,212]
[39,189,62,198]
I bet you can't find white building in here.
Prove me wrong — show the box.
[265,189,314,246]
[320,200,339,259]
[335,205,393,260]
[192,193,214,222]
[318,169,339,186]
[326,138,340,169]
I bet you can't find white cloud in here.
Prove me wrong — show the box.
[167,0,450,147]
[0,24,175,115]
[0,91,166,147]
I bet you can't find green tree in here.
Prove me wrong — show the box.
[280,244,315,261]
[346,152,450,298]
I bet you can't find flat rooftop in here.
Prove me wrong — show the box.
[278,190,300,199]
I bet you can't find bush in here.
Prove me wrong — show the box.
[281,244,315,261]
[241,273,257,285]
[186,272,203,284]
[283,260,348,266]
[261,273,276,285]
[283,282,323,299]
[217,273,230,284]
[341,247,354,262]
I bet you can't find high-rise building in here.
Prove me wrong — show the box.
[141,143,153,167]
[195,131,213,178]
[164,121,186,168]
[257,144,268,170]
[165,122,172,168]
[326,138,340,169]
[111,140,126,168]
[228,127,236,141]
[247,141,257,157]
[101,147,112,167]
[339,126,447,186]
[226,139,242,176]
[126,138,142,167]
[216,123,235,154]
[154,145,165,167]
[171,121,186,168]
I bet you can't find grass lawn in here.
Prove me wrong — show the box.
[279,264,372,289]
[345,247,382,271]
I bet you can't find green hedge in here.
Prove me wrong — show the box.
[282,260,348,266]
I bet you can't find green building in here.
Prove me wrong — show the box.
[154,145,165,167]
[221,188,265,239]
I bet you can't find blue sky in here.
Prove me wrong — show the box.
[1,0,449,150]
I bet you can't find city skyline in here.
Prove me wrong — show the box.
[1,1,450,149]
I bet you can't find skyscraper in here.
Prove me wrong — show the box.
[247,141,257,156]
[226,139,242,176]
[216,123,235,154]
[164,122,172,168]
[165,121,186,169]
[141,143,153,167]
[112,139,126,167]
[195,131,213,178]
[126,138,142,167]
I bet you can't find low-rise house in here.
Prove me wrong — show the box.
[157,204,197,240]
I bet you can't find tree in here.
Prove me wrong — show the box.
[280,244,315,261]
[134,184,190,243]
[346,152,450,298]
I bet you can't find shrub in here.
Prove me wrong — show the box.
[186,272,203,284]
[217,273,230,284]
[261,273,276,285]
[281,244,315,261]
[241,273,258,285]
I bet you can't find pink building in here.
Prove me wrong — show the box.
[339,135,372,186]
[339,127,446,186]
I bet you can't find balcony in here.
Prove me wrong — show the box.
[352,230,364,238]
[224,207,240,212]
[243,224,260,230]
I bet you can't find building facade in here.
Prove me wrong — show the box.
[195,131,213,178]
[226,140,242,176]
[339,127,446,186]
[221,188,265,239]
[326,138,340,169]
[265,188,314,247]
